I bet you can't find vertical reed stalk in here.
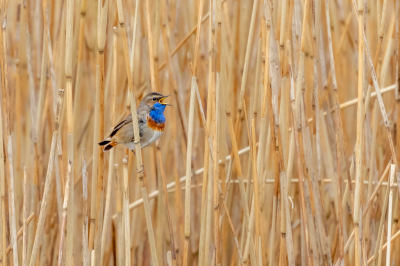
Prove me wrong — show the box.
[65,0,74,263]
[89,61,100,252]
[213,70,220,266]
[221,37,257,263]
[1,11,18,266]
[396,0,400,192]
[386,164,396,265]
[145,0,167,261]
[209,0,220,264]
[122,157,130,266]
[354,1,400,193]
[156,144,177,265]
[371,162,392,266]
[365,101,379,241]
[29,90,65,266]
[101,26,118,262]
[264,3,287,265]
[114,164,123,266]
[184,76,197,264]
[73,0,87,142]
[23,166,28,266]
[377,225,385,266]
[145,0,157,92]
[23,0,37,142]
[286,38,313,266]
[354,0,365,264]
[116,0,159,263]
[324,1,349,261]
[250,119,262,264]
[183,0,205,262]
[58,160,72,266]
[0,69,6,266]
[3,0,400,265]
[95,0,108,263]
[82,152,89,266]
[199,56,213,266]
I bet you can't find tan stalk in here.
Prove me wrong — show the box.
[22,166,28,266]
[101,26,118,262]
[221,56,257,264]
[220,194,243,263]
[57,160,72,266]
[29,90,65,266]
[369,162,393,266]
[122,157,131,266]
[286,35,313,266]
[377,225,385,266]
[209,0,221,263]
[23,0,37,142]
[64,0,75,263]
[116,0,160,262]
[367,229,400,264]
[94,0,108,263]
[182,0,205,262]
[0,54,6,266]
[0,3,18,264]
[365,101,379,241]
[1,213,34,258]
[264,4,290,265]
[198,66,213,266]
[114,164,123,266]
[6,0,400,264]
[82,152,89,266]
[251,119,262,265]
[354,0,365,263]
[184,76,197,265]
[386,165,396,265]
[73,0,87,139]
[156,143,177,265]
[351,0,399,192]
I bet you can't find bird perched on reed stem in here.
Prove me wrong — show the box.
[99,92,171,152]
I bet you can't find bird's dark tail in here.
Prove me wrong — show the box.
[99,138,117,151]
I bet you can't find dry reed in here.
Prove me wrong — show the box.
[1,0,400,265]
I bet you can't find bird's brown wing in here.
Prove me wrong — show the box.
[110,114,132,137]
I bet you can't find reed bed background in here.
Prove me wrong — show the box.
[1,0,400,265]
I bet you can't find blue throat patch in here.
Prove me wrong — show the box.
[149,103,166,124]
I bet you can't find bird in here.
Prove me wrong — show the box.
[99,92,171,152]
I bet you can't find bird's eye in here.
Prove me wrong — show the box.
[153,97,157,101]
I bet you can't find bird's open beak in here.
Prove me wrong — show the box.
[159,95,172,106]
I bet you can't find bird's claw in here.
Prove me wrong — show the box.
[136,165,144,173]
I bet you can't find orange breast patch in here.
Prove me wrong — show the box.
[147,118,165,131]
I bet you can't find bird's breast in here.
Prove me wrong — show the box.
[147,117,165,131]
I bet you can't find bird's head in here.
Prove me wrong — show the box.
[141,92,171,109]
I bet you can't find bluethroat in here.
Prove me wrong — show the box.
[99,92,171,152]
